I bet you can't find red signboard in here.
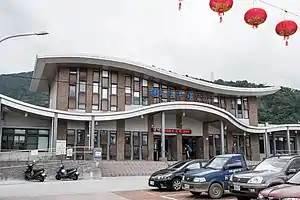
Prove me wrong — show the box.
[151,128,192,134]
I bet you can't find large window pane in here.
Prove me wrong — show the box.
[111,84,117,95]
[79,81,86,92]
[102,70,109,77]
[38,137,49,150]
[93,82,99,93]
[102,88,108,99]
[69,85,76,97]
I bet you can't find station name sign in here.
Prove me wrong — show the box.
[151,128,192,134]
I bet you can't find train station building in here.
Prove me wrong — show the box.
[0,55,299,161]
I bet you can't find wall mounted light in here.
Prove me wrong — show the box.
[182,112,186,117]
[141,115,144,119]
[24,112,28,117]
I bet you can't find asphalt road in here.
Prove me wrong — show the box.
[0,177,237,200]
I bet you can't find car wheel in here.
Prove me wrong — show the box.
[171,178,182,191]
[190,191,202,196]
[208,183,224,199]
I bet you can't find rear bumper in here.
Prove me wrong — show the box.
[181,181,210,193]
[229,182,267,198]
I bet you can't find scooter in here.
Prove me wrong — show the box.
[24,160,46,182]
[55,164,79,180]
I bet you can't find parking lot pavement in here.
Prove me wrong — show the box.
[114,189,237,200]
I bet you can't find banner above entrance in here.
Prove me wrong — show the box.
[151,128,192,134]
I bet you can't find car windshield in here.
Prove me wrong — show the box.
[167,161,188,170]
[287,171,300,185]
[205,157,229,170]
[253,157,290,172]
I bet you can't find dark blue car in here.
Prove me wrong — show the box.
[181,154,248,199]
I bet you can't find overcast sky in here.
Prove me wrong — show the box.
[0,0,300,88]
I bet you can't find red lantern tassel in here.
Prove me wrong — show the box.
[218,12,224,23]
[284,36,289,46]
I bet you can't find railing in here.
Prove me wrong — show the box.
[0,146,94,164]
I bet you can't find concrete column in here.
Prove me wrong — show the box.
[86,68,93,113]
[161,112,166,160]
[203,123,209,159]
[116,119,125,160]
[0,97,2,151]
[264,129,270,157]
[287,126,291,154]
[147,115,154,160]
[250,134,260,161]
[296,133,300,155]
[107,132,110,160]
[52,113,58,151]
[91,116,95,150]
[175,112,183,161]
[117,73,125,111]
[220,121,225,155]
[226,132,234,153]
[273,133,276,155]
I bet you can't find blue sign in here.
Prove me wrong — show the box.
[177,90,183,97]
[187,92,193,99]
[150,88,159,97]
[169,89,175,98]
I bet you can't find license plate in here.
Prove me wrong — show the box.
[234,185,241,191]
[184,184,190,189]
[149,181,154,186]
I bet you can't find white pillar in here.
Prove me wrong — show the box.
[91,116,95,150]
[287,126,291,154]
[161,112,166,160]
[52,113,58,152]
[264,129,270,157]
[220,121,225,155]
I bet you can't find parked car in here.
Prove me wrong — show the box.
[181,154,248,199]
[229,155,300,200]
[148,159,206,191]
[258,170,300,199]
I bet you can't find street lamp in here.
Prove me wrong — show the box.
[0,31,49,44]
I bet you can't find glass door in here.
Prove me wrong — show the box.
[109,131,117,160]
[76,130,85,160]
[100,130,108,160]
[133,132,140,160]
[124,132,131,160]
[141,133,148,160]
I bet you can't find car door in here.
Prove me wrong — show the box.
[286,158,300,180]
[223,157,244,189]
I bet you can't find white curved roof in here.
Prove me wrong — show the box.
[1,93,298,134]
[30,54,280,96]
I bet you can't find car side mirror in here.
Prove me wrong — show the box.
[287,168,297,174]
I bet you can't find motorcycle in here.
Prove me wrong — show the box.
[24,160,46,182]
[55,164,79,180]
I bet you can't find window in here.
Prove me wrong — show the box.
[237,98,243,118]
[243,98,249,119]
[125,94,132,105]
[111,95,117,106]
[101,100,108,111]
[110,106,117,111]
[93,69,100,82]
[134,91,140,105]
[111,72,118,84]
[78,92,86,110]
[231,99,236,116]
[142,97,148,106]
[125,75,131,86]
[125,87,131,94]
[169,87,175,100]
[102,88,108,99]
[153,83,159,87]
[69,68,77,109]
[142,134,148,146]
[1,129,49,151]
[92,93,99,110]
[289,159,300,170]
[111,84,117,95]
[110,133,116,144]
[213,97,219,106]
[92,105,99,110]
[220,98,226,109]
[102,77,109,88]
[93,83,99,93]
[161,85,168,99]
[79,82,86,92]
[79,68,87,81]
[102,70,109,77]
[142,79,148,87]
[186,162,201,170]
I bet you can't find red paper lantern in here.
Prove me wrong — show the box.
[275,20,298,46]
[178,0,183,11]
[209,0,234,23]
[244,8,267,29]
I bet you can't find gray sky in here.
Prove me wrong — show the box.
[0,0,300,88]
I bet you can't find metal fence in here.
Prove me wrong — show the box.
[0,146,95,164]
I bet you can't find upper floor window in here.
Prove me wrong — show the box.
[102,70,109,77]
[243,98,249,119]
[237,98,243,118]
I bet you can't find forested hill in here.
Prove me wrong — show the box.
[0,71,299,124]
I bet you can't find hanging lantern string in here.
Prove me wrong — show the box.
[258,0,300,18]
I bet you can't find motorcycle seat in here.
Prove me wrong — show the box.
[66,168,76,173]
[33,169,43,173]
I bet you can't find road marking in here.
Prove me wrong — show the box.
[160,195,178,200]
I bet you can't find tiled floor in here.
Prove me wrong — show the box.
[114,189,237,200]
